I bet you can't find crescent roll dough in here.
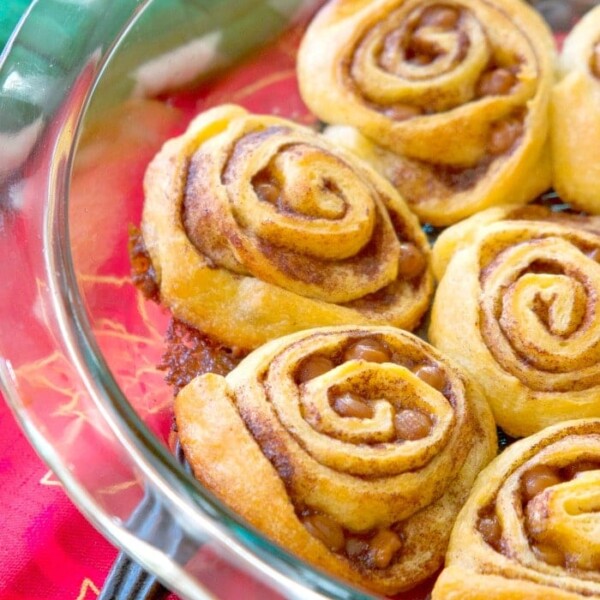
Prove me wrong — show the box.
[433,419,600,600]
[142,105,433,350]
[175,325,496,595]
[430,205,600,437]
[552,4,600,213]
[297,0,555,225]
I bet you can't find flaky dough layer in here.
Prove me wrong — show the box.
[551,5,600,213]
[430,206,600,437]
[298,0,555,225]
[432,419,600,600]
[142,105,432,349]
[175,325,496,595]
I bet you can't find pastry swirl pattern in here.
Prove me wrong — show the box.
[430,207,600,437]
[297,0,555,225]
[175,326,496,595]
[142,105,432,350]
[432,419,600,600]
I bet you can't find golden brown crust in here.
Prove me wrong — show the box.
[551,5,600,213]
[431,204,600,281]
[297,0,555,226]
[430,207,600,437]
[432,419,600,600]
[142,105,433,349]
[175,325,497,595]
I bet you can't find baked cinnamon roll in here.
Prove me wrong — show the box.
[297,0,555,225]
[142,105,432,350]
[175,325,497,595]
[552,4,600,213]
[432,419,600,600]
[429,206,600,437]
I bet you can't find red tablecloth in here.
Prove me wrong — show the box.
[0,398,125,599]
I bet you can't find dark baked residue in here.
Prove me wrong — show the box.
[159,318,247,393]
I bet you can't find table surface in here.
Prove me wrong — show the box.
[0,403,123,599]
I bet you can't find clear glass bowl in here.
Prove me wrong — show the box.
[0,1,593,599]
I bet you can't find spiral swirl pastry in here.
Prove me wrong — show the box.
[175,325,496,595]
[432,419,600,600]
[297,0,555,226]
[429,206,600,437]
[552,5,600,214]
[142,105,432,350]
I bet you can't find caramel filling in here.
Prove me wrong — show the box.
[488,117,524,155]
[480,460,600,570]
[332,392,375,419]
[592,42,600,79]
[329,392,434,442]
[478,511,502,548]
[303,513,346,552]
[299,337,449,394]
[413,363,446,392]
[369,529,404,569]
[297,355,335,383]
[525,461,600,571]
[521,465,562,503]
[301,510,404,569]
[522,465,566,567]
[128,225,159,302]
[344,338,391,363]
[561,460,600,479]
[397,243,427,278]
[394,409,433,440]
[254,173,281,205]
[476,67,517,97]
[295,337,447,445]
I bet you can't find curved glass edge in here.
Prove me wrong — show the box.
[0,1,374,599]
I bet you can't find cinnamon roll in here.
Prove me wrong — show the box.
[142,105,432,350]
[552,4,600,213]
[175,325,497,595]
[432,419,600,600]
[297,0,555,226]
[429,206,600,437]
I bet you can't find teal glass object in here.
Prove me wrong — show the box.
[0,0,31,50]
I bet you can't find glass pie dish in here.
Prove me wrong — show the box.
[0,1,594,599]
